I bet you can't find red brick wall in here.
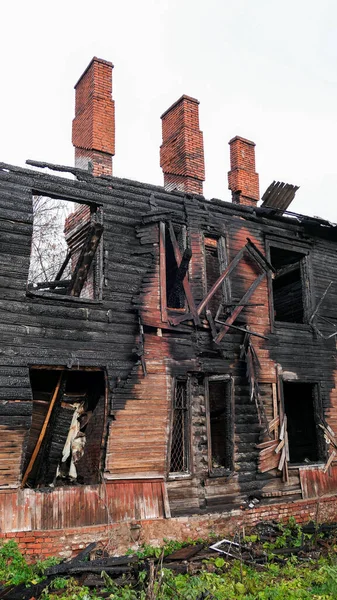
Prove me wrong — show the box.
[160,95,205,194]
[228,136,260,205]
[72,57,115,176]
[2,496,337,561]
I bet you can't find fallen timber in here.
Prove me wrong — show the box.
[2,521,337,599]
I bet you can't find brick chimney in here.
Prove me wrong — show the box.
[228,136,259,206]
[160,95,205,195]
[72,57,115,176]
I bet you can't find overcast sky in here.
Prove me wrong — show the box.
[2,0,337,221]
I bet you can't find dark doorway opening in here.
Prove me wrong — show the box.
[24,368,106,488]
[208,379,233,474]
[283,381,322,463]
[270,246,305,323]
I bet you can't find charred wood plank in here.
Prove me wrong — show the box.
[214,272,266,343]
[20,372,64,488]
[68,223,103,297]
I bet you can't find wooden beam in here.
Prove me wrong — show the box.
[68,222,103,297]
[20,372,64,488]
[197,246,246,316]
[214,272,266,343]
[55,251,71,281]
[159,222,168,322]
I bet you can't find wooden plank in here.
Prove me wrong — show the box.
[275,438,285,454]
[159,222,168,322]
[161,480,171,519]
[20,372,64,488]
[197,246,246,316]
[324,450,336,473]
[69,222,103,297]
[214,272,266,343]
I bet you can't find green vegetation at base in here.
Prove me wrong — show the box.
[2,520,337,599]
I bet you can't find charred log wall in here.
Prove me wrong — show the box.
[1,162,337,521]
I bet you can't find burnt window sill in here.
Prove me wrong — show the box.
[168,472,192,481]
[209,468,233,479]
[27,290,103,305]
[273,321,312,332]
[288,462,325,470]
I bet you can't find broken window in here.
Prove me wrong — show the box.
[169,379,190,474]
[204,236,228,315]
[270,246,308,323]
[22,368,106,488]
[164,223,187,309]
[28,196,103,299]
[206,377,233,475]
[159,222,190,311]
[283,381,324,464]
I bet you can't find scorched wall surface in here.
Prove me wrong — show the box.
[1,161,337,551]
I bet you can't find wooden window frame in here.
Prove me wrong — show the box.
[22,365,109,489]
[27,192,104,302]
[159,221,188,322]
[205,374,234,477]
[167,376,192,479]
[280,376,326,468]
[203,234,230,310]
[265,238,313,331]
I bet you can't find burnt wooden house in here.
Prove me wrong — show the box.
[1,57,337,554]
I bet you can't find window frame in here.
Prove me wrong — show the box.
[22,365,109,489]
[279,375,326,468]
[167,376,192,479]
[205,374,234,477]
[265,238,313,331]
[27,191,104,303]
[203,234,230,313]
[159,221,188,322]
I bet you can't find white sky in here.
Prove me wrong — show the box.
[2,0,337,221]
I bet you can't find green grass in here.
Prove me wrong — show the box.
[2,525,337,599]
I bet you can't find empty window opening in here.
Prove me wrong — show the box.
[169,380,190,473]
[28,196,103,299]
[270,247,305,323]
[23,368,106,488]
[165,224,186,309]
[283,382,323,464]
[205,237,223,314]
[208,379,233,473]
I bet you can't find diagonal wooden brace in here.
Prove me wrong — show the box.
[167,221,200,326]
[214,272,266,343]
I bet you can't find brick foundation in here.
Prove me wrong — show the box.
[2,495,337,561]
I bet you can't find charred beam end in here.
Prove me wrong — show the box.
[26,159,94,181]
[68,223,103,297]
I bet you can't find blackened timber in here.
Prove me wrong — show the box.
[167,247,192,307]
[167,221,200,325]
[68,222,103,297]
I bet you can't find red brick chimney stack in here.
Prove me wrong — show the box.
[160,95,205,195]
[72,57,115,177]
[228,136,259,206]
